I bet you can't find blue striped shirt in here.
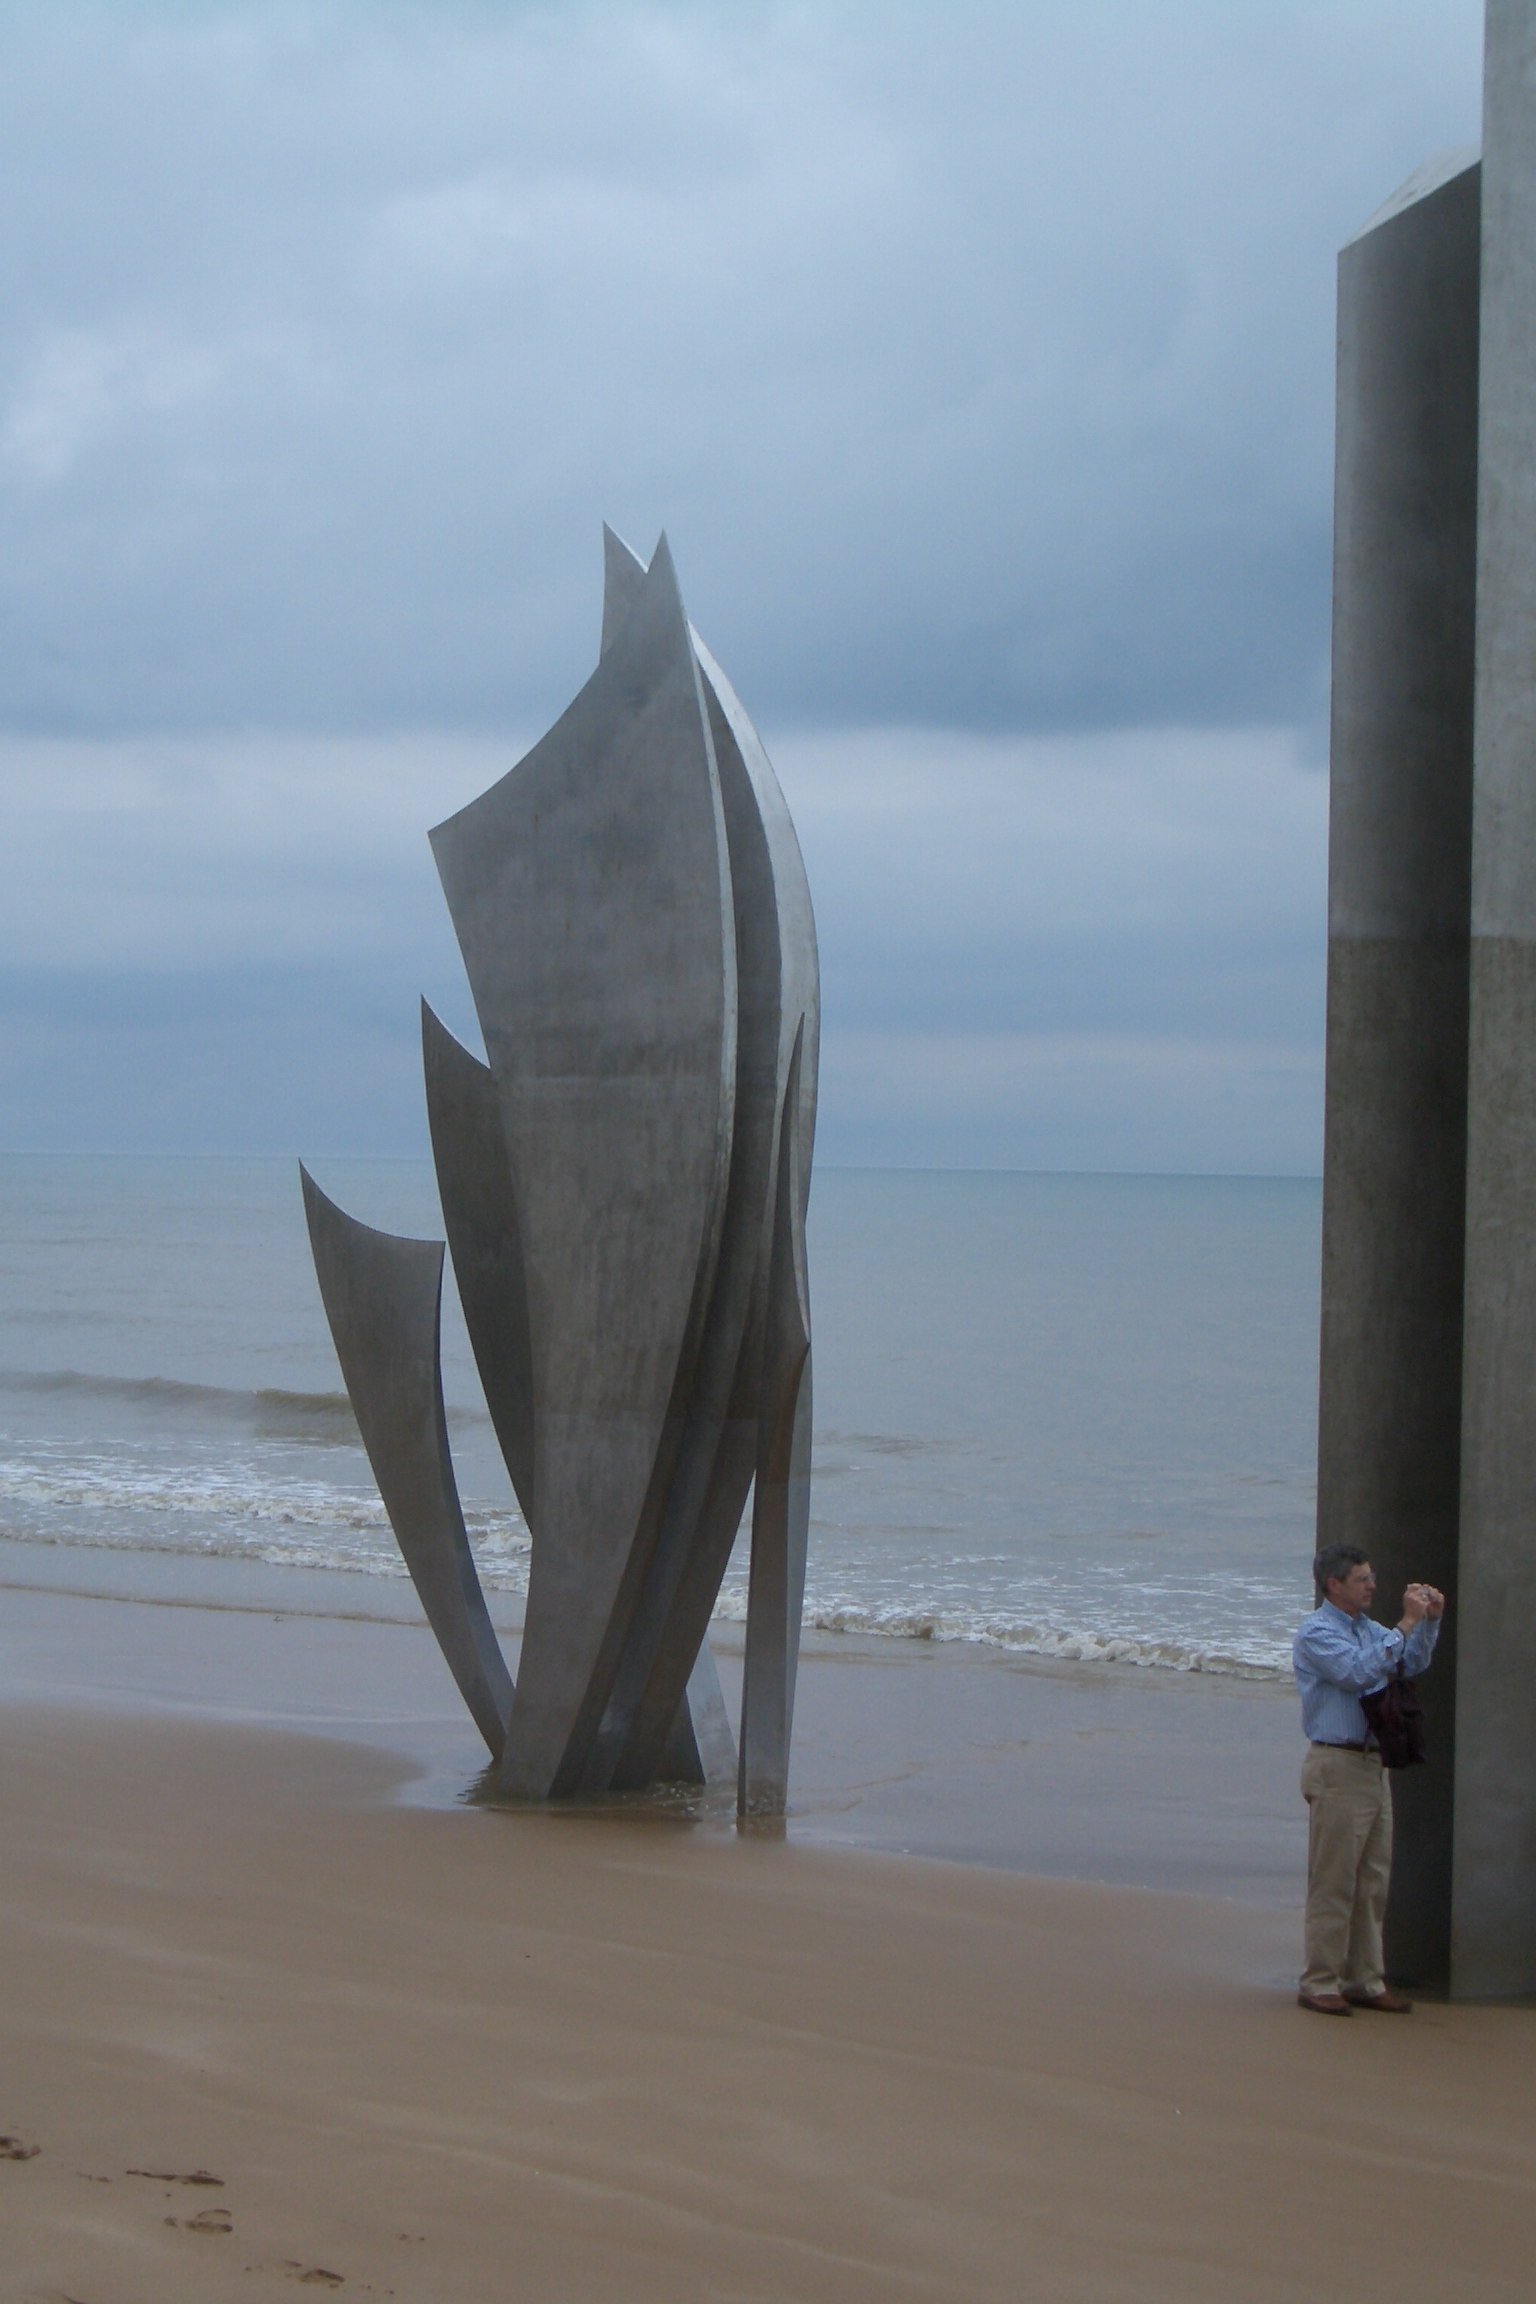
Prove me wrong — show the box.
[1293,1601,1440,1745]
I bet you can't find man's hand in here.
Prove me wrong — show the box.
[1399,1582,1446,1625]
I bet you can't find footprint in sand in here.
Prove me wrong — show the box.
[166,2205,233,2235]
[0,2134,41,2160]
[128,2165,225,2186]
[280,2263,344,2287]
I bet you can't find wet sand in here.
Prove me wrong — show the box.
[2,1561,1534,2299]
[4,1704,1535,2303]
[0,1540,1302,1898]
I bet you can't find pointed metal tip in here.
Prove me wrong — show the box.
[600,524,649,656]
[638,530,686,625]
[601,523,645,572]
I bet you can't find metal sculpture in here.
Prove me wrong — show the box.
[302,531,818,1816]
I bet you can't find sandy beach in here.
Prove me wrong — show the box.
[2,1578,1534,2302]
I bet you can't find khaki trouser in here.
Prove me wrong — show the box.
[1299,1743,1393,1997]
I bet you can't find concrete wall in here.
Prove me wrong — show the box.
[1454,0,1536,2000]
[1319,155,1480,1990]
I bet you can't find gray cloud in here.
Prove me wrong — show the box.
[0,2,1484,1169]
[0,0,1483,737]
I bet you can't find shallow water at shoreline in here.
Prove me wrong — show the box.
[0,1545,1304,1903]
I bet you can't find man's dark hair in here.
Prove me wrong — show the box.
[1313,1543,1369,1603]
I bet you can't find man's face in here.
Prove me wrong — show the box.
[1326,1561,1375,1616]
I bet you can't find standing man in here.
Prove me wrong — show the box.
[1293,1546,1445,2015]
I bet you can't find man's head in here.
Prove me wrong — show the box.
[1313,1544,1375,1615]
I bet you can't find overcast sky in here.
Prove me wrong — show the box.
[0,0,1487,1170]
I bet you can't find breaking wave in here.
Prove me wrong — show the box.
[0,1451,532,1588]
[0,1393,1295,1680]
[0,1512,1289,1675]
[0,1462,1290,1675]
[709,1581,1288,1676]
[0,1367,492,1442]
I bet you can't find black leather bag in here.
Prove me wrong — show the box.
[1359,1663,1427,1770]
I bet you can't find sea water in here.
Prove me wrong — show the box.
[0,1157,1320,1677]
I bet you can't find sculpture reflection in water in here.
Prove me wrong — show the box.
[302,531,818,1816]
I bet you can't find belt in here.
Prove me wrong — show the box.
[1311,1740,1372,1753]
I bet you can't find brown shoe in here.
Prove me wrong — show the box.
[1297,1991,1353,2016]
[1344,1987,1413,2013]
